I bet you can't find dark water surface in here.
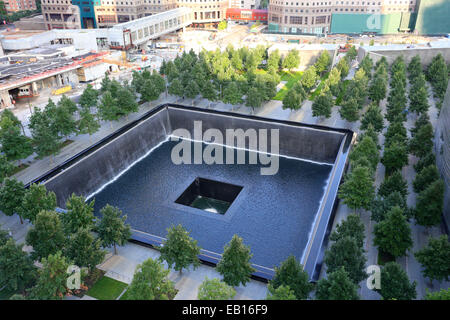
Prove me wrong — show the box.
[92,140,332,269]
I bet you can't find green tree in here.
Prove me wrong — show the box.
[0,239,37,292]
[124,258,176,300]
[61,194,95,235]
[29,109,60,158]
[217,20,227,31]
[384,120,407,147]
[409,123,433,158]
[57,95,77,115]
[245,87,264,113]
[360,56,373,78]
[407,55,422,81]
[231,50,244,71]
[217,235,255,287]
[26,210,65,261]
[378,170,408,199]
[329,214,365,249]
[168,78,184,97]
[98,92,120,125]
[79,84,98,110]
[20,183,57,223]
[266,284,296,300]
[197,277,236,300]
[159,224,200,275]
[381,141,408,174]
[359,124,379,148]
[29,251,69,300]
[0,154,13,184]
[414,179,444,227]
[301,66,318,91]
[336,58,350,79]
[338,166,375,212]
[339,98,359,122]
[414,152,435,173]
[414,235,450,282]
[282,88,302,110]
[269,255,313,299]
[361,104,384,133]
[282,49,300,71]
[77,108,100,142]
[312,92,333,118]
[0,227,9,246]
[96,204,131,255]
[315,50,331,74]
[100,73,111,93]
[65,228,105,271]
[0,108,23,132]
[117,88,138,119]
[54,99,77,139]
[201,80,217,106]
[368,75,387,104]
[315,267,359,300]
[425,288,450,300]
[373,206,412,257]
[413,164,439,194]
[346,46,357,61]
[371,191,407,222]
[184,80,200,102]
[324,236,367,284]
[0,117,33,164]
[426,53,448,100]
[267,49,281,71]
[349,135,379,172]
[222,82,242,105]
[141,78,162,103]
[377,262,416,300]
[409,79,429,114]
[328,67,341,96]
[0,178,25,223]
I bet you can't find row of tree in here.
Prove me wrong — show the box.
[425,53,449,104]
[160,47,293,112]
[339,55,371,122]
[0,70,164,170]
[282,50,333,115]
[0,185,132,299]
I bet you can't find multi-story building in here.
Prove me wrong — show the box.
[229,0,260,9]
[41,0,82,29]
[4,0,37,12]
[268,0,418,35]
[42,0,227,29]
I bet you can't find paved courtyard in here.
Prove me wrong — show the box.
[98,243,268,300]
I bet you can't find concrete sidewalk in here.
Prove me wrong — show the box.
[97,242,268,300]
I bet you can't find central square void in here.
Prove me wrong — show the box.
[175,177,243,214]
[91,140,333,269]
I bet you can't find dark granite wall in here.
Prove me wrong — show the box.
[45,109,170,207]
[44,105,345,208]
[167,107,345,164]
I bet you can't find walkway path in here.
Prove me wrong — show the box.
[97,242,268,300]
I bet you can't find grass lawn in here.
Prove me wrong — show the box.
[119,289,129,300]
[309,72,330,100]
[273,71,303,101]
[335,80,351,105]
[86,276,128,300]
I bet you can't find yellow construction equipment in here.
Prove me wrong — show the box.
[52,85,72,95]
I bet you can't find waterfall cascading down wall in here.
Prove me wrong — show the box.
[38,104,354,281]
